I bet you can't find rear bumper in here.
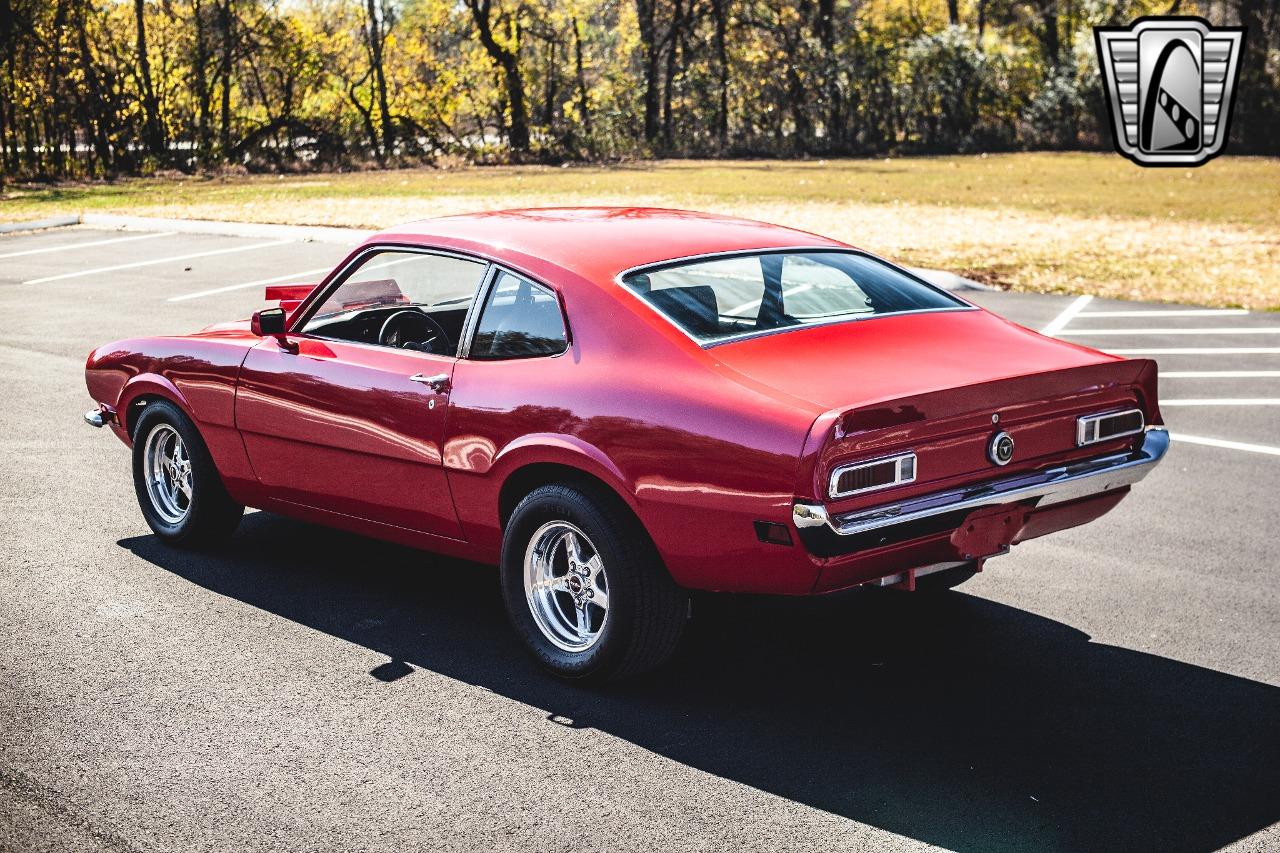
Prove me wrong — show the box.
[793,427,1169,557]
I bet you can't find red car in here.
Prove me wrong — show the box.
[85,208,1168,680]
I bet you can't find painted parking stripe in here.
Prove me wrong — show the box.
[0,230,177,260]
[1077,308,1249,318]
[1067,327,1280,336]
[169,267,332,302]
[1039,294,1093,336]
[1161,370,1280,378]
[1170,433,1280,457]
[1160,398,1280,406]
[1107,347,1280,355]
[23,240,292,284]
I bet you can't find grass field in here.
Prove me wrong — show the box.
[4,153,1278,308]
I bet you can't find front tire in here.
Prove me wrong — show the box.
[131,400,243,547]
[500,483,688,682]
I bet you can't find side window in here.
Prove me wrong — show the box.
[301,250,487,356]
[469,272,567,360]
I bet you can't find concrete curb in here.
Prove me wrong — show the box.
[79,214,371,245]
[0,214,82,234]
[908,267,995,292]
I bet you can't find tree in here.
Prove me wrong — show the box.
[464,0,531,152]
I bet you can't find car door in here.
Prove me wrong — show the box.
[235,248,490,539]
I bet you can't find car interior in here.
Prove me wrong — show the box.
[623,251,964,343]
[300,265,568,360]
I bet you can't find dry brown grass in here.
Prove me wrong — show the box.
[5,154,1278,308]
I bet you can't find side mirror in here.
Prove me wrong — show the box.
[250,307,298,352]
[251,307,287,337]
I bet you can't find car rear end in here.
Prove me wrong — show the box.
[788,357,1166,591]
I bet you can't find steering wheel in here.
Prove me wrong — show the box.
[378,309,451,354]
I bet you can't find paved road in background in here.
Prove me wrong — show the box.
[2,226,1277,852]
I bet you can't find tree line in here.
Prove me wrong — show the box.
[1,0,1275,180]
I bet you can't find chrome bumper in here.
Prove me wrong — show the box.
[84,408,107,428]
[794,427,1169,538]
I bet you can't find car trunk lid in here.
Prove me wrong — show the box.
[709,310,1160,507]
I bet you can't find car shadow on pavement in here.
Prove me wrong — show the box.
[121,513,1280,853]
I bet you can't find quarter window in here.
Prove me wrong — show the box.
[470,272,567,360]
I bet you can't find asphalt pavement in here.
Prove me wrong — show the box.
[1,224,1277,852]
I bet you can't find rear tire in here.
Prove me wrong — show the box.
[500,483,688,682]
[131,400,243,547]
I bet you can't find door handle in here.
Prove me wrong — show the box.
[409,373,450,392]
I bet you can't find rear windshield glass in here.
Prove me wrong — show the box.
[620,251,966,344]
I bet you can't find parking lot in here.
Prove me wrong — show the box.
[1,223,1277,852]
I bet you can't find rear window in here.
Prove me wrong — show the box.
[620,250,966,344]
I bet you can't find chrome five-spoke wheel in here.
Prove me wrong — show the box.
[143,422,193,524]
[524,521,610,652]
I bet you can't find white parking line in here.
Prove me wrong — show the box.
[1170,433,1280,457]
[1067,327,1280,336]
[0,230,176,259]
[1078,308,1249,318]
[1161,398,1280,406]
[1161,371,1280,378]
[1039,294,1093,337]
[169,267,332,302]
[23,240,292,284]
[1108,347,1280,355]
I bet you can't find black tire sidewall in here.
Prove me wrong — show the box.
[130,400,236,544]
[500,485,637,680]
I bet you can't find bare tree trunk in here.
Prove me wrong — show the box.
[1041,2,1060,68]
[660,0,683,149]
[364,0,394,161]
[1234,0,1276,151]
[133,0,164,158]
[711,0,728,149]
[218,0,233,157]
[192,0,213,166]
[635,0,662,145]
[465,0,530,152]
[571,16,592,141]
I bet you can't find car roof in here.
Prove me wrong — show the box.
[366,207,849,282]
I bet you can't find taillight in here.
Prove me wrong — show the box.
[1076,408,1145,446]
[829,451,916,499]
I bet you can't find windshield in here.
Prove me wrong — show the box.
[620,250,967,344]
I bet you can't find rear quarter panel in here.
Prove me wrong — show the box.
[444,277,824,593]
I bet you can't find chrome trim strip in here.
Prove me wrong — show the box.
[794,427,1169,537]
[1076,407,1145,447]
[611,247,975,350]
[457,263,500,359]
[828,451,917,500]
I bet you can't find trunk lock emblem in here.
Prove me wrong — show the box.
[989,431,1016,466]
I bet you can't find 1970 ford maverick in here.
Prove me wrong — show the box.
[85,208,1167,680]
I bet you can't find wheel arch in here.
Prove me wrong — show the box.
[498,461,641,532]
[118,375,196,440]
